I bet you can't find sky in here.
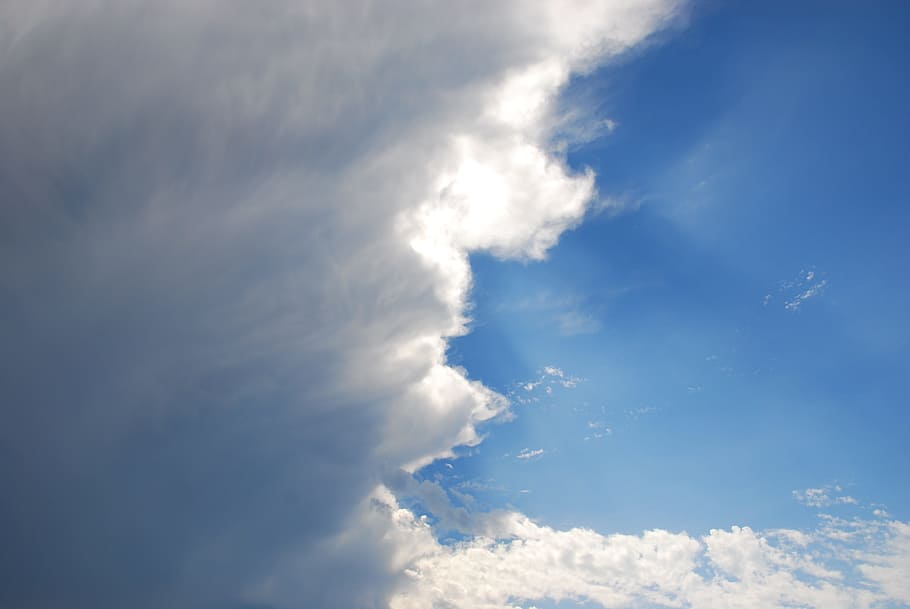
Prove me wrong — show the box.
[0,2,908,609]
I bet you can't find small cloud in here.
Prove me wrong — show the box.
[516,448,545,460]
[771,268,829,312]
[793,487,832,507]
[584,432,611,441]
[785,279,828,311]
[584,420,612,441]
[627,406,657,419]
[513,366,583,402]
[496,291,601,336]
[793,484,859,508]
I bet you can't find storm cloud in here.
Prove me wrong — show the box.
[0,2,682,608]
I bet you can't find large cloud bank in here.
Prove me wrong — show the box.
[3,2,909,609]
[0,1,680,607]
[386,494,910,609]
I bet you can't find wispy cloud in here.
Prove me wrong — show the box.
[514,365,584,404]
[516,448,546,460]
[766,268,829,312]
[498,290,603,336]
[584,420,612,441]
[793,484,859,508]
[555,310,603,336]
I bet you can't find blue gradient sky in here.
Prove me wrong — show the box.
[442,0,910,537]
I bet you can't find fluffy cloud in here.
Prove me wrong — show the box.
[0,1,682,608]
[387,501,910,609]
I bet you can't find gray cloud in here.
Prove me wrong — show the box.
[0,1,682,608]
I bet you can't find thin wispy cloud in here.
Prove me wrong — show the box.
[517,448,546,460]
[765,268,829,312]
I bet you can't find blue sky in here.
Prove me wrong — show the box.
[443,0,910,558]
[2,2,909,609]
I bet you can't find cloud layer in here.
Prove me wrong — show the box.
[0,1,683,608]
[387,501,910,609]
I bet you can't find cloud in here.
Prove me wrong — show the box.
[555,309,603,335]
[497,290,603,336]
[769,268,828,312]
[386,502,910,609]
[0,1,682,608]
[513,365,583,404]
[785,278,828,311]
[516,448,546,460]
[793,485,858,508]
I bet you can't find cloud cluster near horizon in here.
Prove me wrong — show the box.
[388,502,910,609]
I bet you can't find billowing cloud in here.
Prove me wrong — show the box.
[387,502,910,609]
[0,1,683,608]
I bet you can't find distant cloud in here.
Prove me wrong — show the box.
[793,484,859,508]
[556,310,603,336]
[498,290,603,336]
[627,405,658,418]
[514,365,584,404]
[386,495,910,609]
[768,268,829,312]
[517,448,546,460]
[785,279,829,311]
[584,420,612,441]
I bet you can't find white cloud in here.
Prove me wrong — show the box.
[584,420,612,441]
[0,1,684,607]
[785,278,829,311]
[794,487,837,508]
[516,448,546,460]
[512,365,584,404]
[858,520,910,602]
[383,502,910,609]
[793,485,859,509]
[771,268,828,312]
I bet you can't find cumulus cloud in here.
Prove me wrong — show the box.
[387,503,910,609]
[793,485,858,508]
[0,1,683,608]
